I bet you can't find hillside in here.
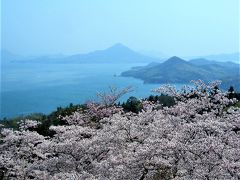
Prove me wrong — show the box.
[121,56,240,89]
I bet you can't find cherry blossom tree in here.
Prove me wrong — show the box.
[0,80,239,179]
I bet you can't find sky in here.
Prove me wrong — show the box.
[1,0,239,57]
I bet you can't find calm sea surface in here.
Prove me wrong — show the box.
[1,63,185,118]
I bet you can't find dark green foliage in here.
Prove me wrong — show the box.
[52,103,87,118]
[228,86,234,93]
[147,94,175,107]
[122,96,143,113]
[234,101,240,108]
[121,95,175,113]
[0,103,87,136]
[227,86,240,100]
[0,113,46,130]
[35,103,87,136]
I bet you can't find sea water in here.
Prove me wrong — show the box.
[1,63,185,118]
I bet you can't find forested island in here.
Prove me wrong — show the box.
[122,56,240,90]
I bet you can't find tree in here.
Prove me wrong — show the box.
[0,80,239,179]
[228,86,235,99]
[96,86,133,106]
[122,96,143,113]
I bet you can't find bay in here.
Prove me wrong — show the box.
[1,63,185,118]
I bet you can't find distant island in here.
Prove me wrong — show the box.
[2,44,239,64]
[2,44,239,90]
[121,56,240,90]
[1,44,162,64]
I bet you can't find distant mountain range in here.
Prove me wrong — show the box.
[2,44,239,64]
[0,50,65,65]
[2,44,162,64]
[121,56,240,90]
[138,51,240,64]
[201,53,239,63]
[2,45,239,90]
[63,43,162,64]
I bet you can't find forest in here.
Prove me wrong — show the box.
[0,80,240,179]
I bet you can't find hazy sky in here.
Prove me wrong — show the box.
[1,0,239,56]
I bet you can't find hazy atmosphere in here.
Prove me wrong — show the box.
[2,0,239,56]
[1,1,240,179]
[1,0,240,118]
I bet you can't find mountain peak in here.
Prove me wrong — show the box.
[168,56,184,61]
[107,43,131,51]
[112,43,126,47]
[164,56,186,64]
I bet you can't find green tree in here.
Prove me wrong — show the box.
[122,96,143,113]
